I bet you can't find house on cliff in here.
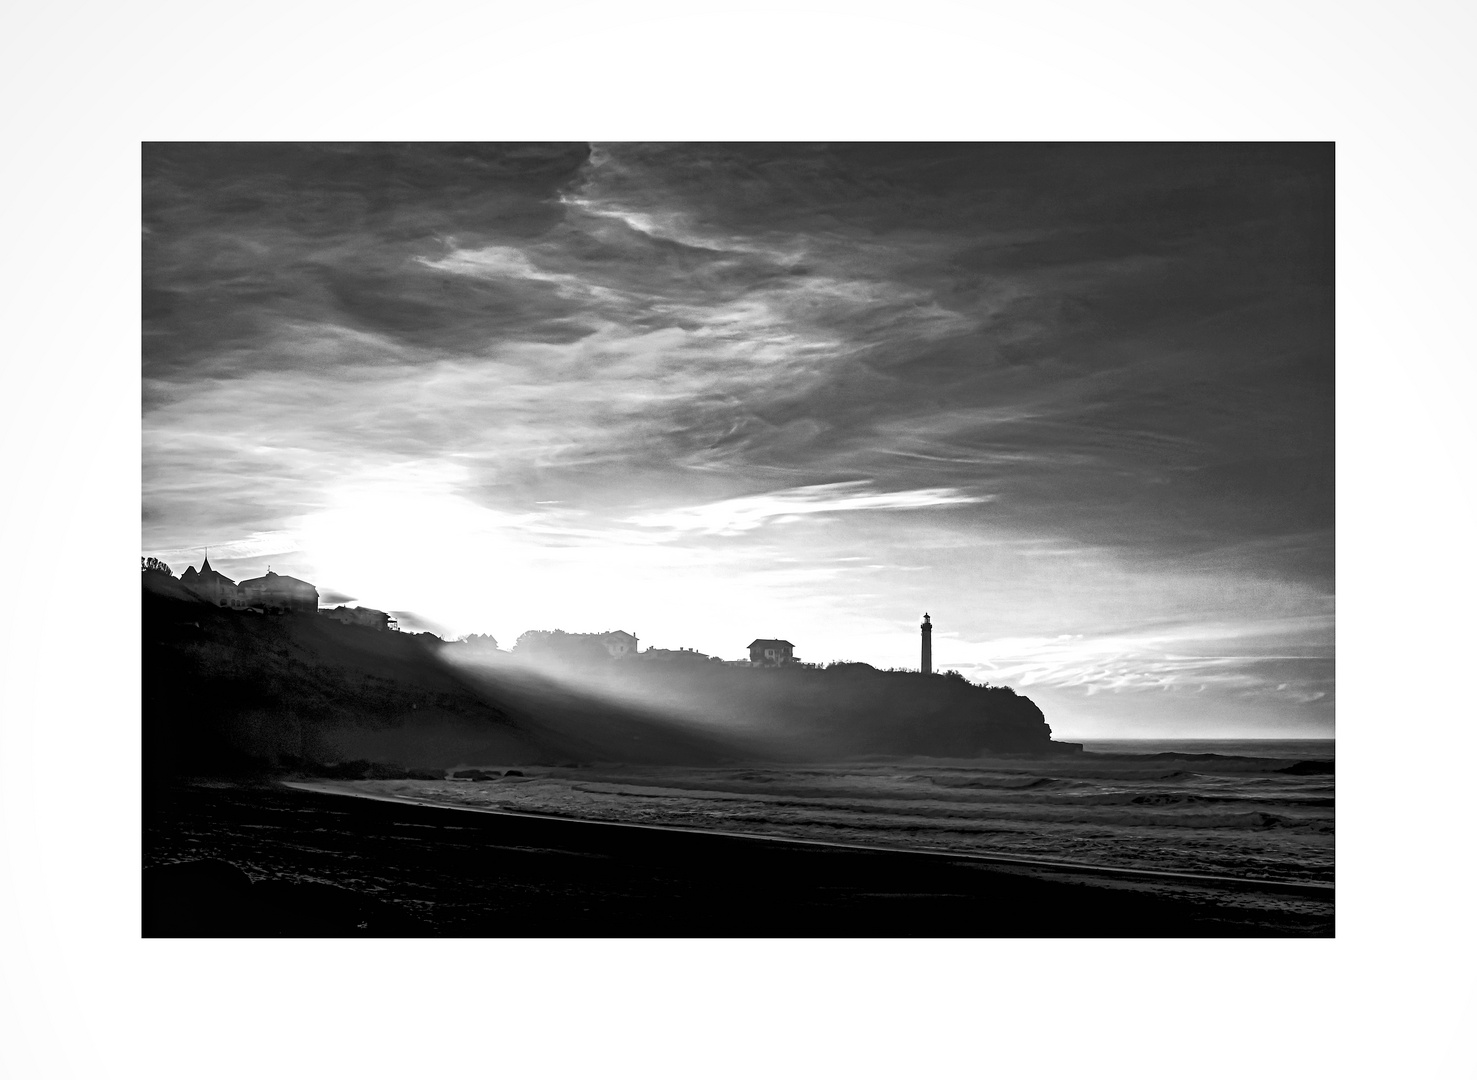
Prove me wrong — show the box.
[600,630,638,658]
[512,629,639,662]
[748,639,797,667]
[179,556,247,609]
[238,570,318,614]
[172,553,321,615]
[640,646,713,663]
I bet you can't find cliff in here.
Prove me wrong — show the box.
[143,572,743,778]
[591,660,1060,758]
[143,571,1067,778]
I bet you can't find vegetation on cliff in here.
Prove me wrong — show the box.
[143,570,1066,779]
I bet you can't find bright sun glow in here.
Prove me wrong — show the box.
[293,467,929,659]
[296,466,534,633]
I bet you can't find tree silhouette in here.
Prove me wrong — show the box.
[513,630,610,665]
[142,556,174,577]
[458,633,500,650]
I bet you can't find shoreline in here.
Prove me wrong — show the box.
[144,779,1333,937]
[283,778,1334,897]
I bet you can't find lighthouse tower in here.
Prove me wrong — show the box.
[921,612,933,674]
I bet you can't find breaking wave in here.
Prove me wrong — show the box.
[322,742,1335,883]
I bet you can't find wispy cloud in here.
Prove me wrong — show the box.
[415,243,561,281]
[943,612,1334,700]
[143,143,1332,734]
[414,242,633,309]
[625,482,989,536]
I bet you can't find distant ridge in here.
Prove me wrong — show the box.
[142,570,1070,779]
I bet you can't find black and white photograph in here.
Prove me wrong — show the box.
[140,142,1334,937]
[4,3,1474,1076]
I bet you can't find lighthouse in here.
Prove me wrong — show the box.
[921,612,933,674]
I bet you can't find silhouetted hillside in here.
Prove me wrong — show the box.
[143,571,1071,779]
[142,572,744,779]
[496,658,1063,758]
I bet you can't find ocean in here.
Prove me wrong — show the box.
[325,739,1334,885]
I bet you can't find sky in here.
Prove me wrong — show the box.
[142,143,1333,738]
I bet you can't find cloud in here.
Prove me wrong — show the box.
[415,243,552,280]
[944,612,1334,702]
[414,242,631,309]
[560,193,776,257]
[142,144,1332,734]
[624,481,989,536]
[190,531,299,561]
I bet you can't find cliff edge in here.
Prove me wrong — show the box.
[143,571,1069,777]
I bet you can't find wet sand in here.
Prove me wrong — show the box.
[143,780,1334,937]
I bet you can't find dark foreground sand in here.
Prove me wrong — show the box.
[143,781,1333,937]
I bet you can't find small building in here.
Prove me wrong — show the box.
[640,646,712,663]
[321,605,392,631]
[179,555,247,609]
[748,639,796,667]
[513,629,639,663]
[600,630,639,659]
[238,570,319,614]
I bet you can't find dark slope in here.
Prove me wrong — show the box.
[591,661,1061,757]
[143,571,1067,778]
[446,657,1065,759]
[142,572,745,778]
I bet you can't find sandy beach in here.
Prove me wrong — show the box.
[143,779,1333,937]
